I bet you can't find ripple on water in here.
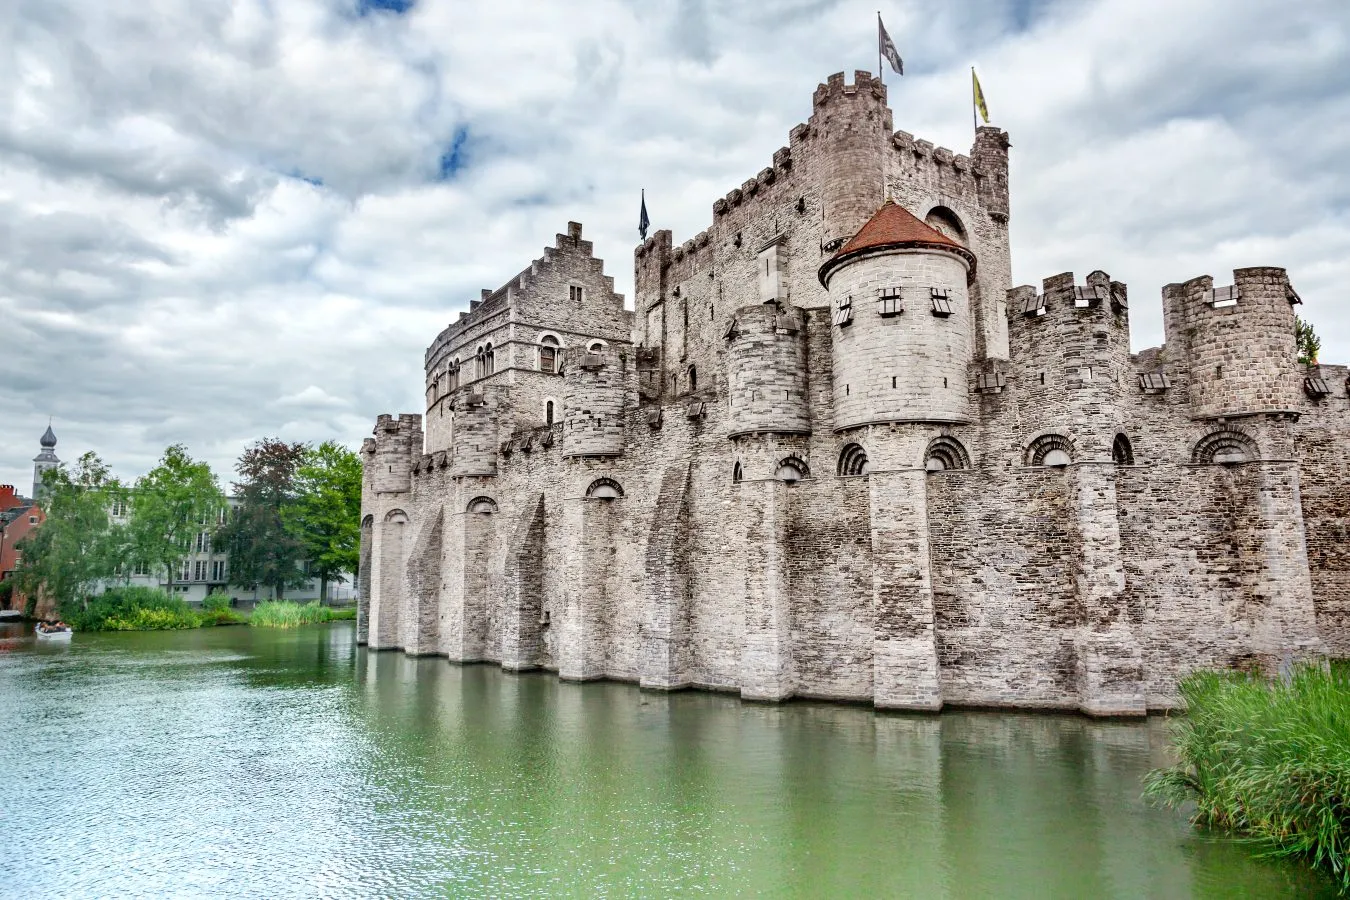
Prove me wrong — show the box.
[0,623,1338,898]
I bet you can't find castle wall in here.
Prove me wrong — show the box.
[355,70,1347,719]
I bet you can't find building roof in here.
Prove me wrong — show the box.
[39,425,56,448]
[818,200,976,286]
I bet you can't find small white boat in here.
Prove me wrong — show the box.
[0,610,21,621]
[34,625,73,641]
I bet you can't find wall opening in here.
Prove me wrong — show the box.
[837,443,870,476]
[1112,433,1135,465]
[925,437,971,471]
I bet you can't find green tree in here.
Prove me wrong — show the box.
[14,452,127,612]
[217,438,309,601]
[282,441,362,605]
[128,444,227,594]
[1296,315,1321,366]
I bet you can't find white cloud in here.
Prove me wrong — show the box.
[2,0,1348,489]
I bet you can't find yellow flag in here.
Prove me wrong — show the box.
[972,68,990,124]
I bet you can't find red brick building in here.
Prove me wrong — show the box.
[0,484,45,594]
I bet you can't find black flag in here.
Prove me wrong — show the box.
[639,190,650,241]
[878,15,903,75]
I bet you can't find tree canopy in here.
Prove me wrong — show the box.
[281,441,362,604]
[127,444,227,591]
[1296,315,1321,366]
[216,438,310,600]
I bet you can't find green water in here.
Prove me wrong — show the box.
[0,621,1335,898]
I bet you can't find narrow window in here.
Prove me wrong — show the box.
[570,285,584,303]
[545,400,555,425]
[539,335,560,374]
[930,288,953,317]
[878,287,903,317]
[688,366,697,391]
[892,376,897,389]
[834,295,854,326]
[733,461,743,483]
[484,343,495,376]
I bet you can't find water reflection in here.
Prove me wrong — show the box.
[0,623,1333,898]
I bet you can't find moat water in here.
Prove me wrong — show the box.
[0,621,1335,898]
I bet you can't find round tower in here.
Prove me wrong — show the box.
[725,303,811,437]
[819,201,977,429]
[563,346,626,458]
[450,388,498,477]
[809,71,891,252]
[1164,267,1300,420]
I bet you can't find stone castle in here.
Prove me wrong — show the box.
[358,71,1348,715]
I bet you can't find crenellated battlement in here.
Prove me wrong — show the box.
[366,413,422,494]
[810,70,887,115]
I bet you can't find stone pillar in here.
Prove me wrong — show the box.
[1072,464,1145,717]
[441,497,493,663]
[368,510,408,651]
[641,464,692,690]
[557,494,614,680]
[869,469,941,711]
[500,494,546,671]
[740,478,793,701]
[401,508,443,657]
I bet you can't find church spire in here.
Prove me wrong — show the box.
[32,422,59,501]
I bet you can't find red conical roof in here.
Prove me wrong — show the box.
[819,200,975,286]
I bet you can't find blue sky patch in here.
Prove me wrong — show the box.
[358,0,414,15]
[438,127,471,180]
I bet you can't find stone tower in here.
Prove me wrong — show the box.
[820,200,977,428]
[809,71,891,253]
[32,424,58,500]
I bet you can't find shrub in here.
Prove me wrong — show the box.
[250,600,334,628]
[202,590,231,613]
[1145,664,1350,892]
[73,586,201,632]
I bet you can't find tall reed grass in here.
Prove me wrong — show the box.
[249,600,337,628]
[1145,664,1350,892]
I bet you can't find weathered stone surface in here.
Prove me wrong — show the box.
[356,72,1346,716]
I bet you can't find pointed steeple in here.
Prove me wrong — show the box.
[32,422,60,501]
[39,424,57,448]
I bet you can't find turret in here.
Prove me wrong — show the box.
[563,346,627,457]
[365,414,421,494]
[809,71,891,252]
[1162,267,1300,420]
[725,302,811,437]
[450,388,498,477]
[820,201,976,429]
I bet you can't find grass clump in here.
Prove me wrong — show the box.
[199,589,247,626]
[1145,664,1350,892]
[250,600,339,628]
[74,586,201,631]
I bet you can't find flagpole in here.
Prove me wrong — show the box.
[877,11,883,84]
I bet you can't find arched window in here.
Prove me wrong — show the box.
[924,206,967,246]
[484,342,495,376]
[688,366,697,392]
[466,497,498,514]
[669,374,678,395]
[1027,434,1074,468]
[589,340,607,352]
[1112,433,1135,465]
[539,335,560,374]
[1194,429,1257,465]
[586,477,624,500]
[361,515,374,529]
[775,456,809,483]
[733,461,743,483]
[545,400,555,426]
[384,509,409,524]
[448,360,460,391]
[837,443,870,476]
[925,437,971,471]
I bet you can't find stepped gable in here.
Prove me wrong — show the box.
[818,200,976,286]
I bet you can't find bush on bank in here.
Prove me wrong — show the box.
[1144,664,1350,893]
[72,586,201,631]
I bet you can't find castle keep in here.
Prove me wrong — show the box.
[358,71,1349,715]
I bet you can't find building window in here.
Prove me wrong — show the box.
[925,437,971,471]
[484,343,495,376]
[1194,429,1257,465]
[467,497,498,514]
[180,561,192,582]
[448,362,460,392]
[589,340,606,352]
[545,400,556,425]
[930,288,953,317]
[878,288,903,317]
[1027,434,1074,468]
[539,335,560,374]
[570,285,584,303]
[110,500,127,517]
[774,456,809,483]
[194,561,207,582]
[837,443,870,476]
[196,532,210,553]
[586,478,624,500]
[1022,293,1047,317]
[834,295,854,326]
[733,461,743,483]
[688,366,697,392]
[1112,434,1135,465]
[669,374,678,395]
[1206,285,1239,308]
[1139,373,1170,392]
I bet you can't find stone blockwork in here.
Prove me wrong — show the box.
[357,71,1347,716]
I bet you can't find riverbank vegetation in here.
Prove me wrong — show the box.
[249,600,354,628]
[13,439,363,623]
[1145,664,1350,892]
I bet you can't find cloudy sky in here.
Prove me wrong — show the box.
[2,0,1348,491]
